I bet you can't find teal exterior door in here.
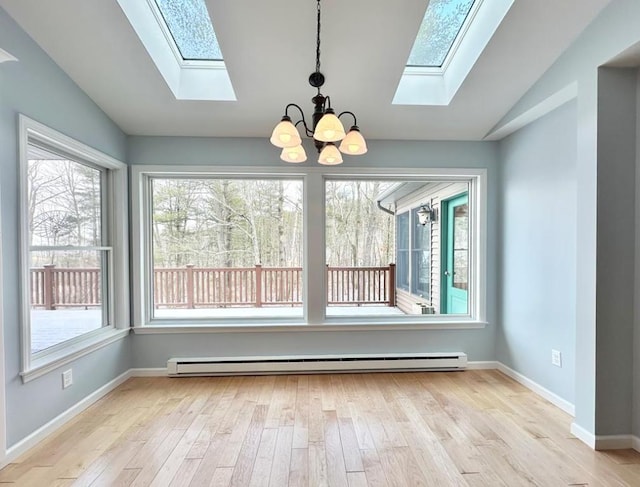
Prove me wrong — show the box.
[442,193,469,314]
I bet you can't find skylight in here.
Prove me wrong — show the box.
[407,0,475,68]
[154,0,222,61]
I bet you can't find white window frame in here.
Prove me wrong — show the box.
[18,115,129,383]
[131,166,487,333]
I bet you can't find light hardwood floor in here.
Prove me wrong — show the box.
[1,370,640,486]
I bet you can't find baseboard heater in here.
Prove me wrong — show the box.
[167,352,467,376]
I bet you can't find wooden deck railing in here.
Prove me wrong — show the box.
[31,264,396,309]
[31,265,102,310]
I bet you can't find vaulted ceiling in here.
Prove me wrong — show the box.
[0,0,612,140]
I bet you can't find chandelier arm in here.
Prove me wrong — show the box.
[284,104,314,137]
[295,119,314,138]
[337,111,358,127]
[284,103,305,119]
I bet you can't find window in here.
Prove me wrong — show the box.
[154,0,223,61]
[407,0,476,68]
[132,167,486,328]
[140,175,303,322]
[20,116,128,381]
[411,206,431,298]
[396,212,410,291]
[327,178,475,318]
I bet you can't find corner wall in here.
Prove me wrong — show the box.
[595,67,636,436]
[0,7,130,447]
[492,0,640,439]
[634,69,640,439]
[497,100,577,405]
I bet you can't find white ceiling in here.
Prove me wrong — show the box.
[0,0,612,140]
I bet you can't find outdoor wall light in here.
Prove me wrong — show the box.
[417,204,436,225]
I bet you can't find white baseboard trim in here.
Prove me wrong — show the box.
[496,363,575,416]
[467,361,500,370]
[2,369,133,467]
[570,422,596,449]
[129,368,167,377]
[600,435,633,450]
[594,434,640,450]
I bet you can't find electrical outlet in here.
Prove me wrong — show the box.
[551,350,562,368]
[62,369,73,389]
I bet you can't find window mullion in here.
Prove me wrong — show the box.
[304,173,325,325]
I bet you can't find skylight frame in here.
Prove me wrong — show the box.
[393,0,512,106]
[147,0,224,68]
[407,0,483,73]
[117,0,235,101]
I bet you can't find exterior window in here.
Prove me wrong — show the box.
[411,207,430,298]
[396,212,409,291]
[20,116,128,379]
[148,177,303,321]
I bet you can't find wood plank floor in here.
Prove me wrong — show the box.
[2,370,640,486]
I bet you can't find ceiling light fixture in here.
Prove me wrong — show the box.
[270,0,367,164]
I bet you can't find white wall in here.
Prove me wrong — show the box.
[0,7,131,447]
[497,100,577,404]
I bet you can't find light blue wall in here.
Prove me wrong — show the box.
[497,101,577,404]
[128,136,500,367]
[0,7,130,446]
[494,0,640,437]
[635,70,640,438]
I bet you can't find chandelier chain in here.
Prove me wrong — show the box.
[315,0,321,75]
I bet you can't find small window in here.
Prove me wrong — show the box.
[396,212,410,291]
[411,207,431,298]
[407,0,476,68]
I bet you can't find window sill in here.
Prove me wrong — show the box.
[21,328,130,383]
[133,321,487,334]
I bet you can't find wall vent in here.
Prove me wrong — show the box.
[167,352,467,376]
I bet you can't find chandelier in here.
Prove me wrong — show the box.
[269,0,367,165]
